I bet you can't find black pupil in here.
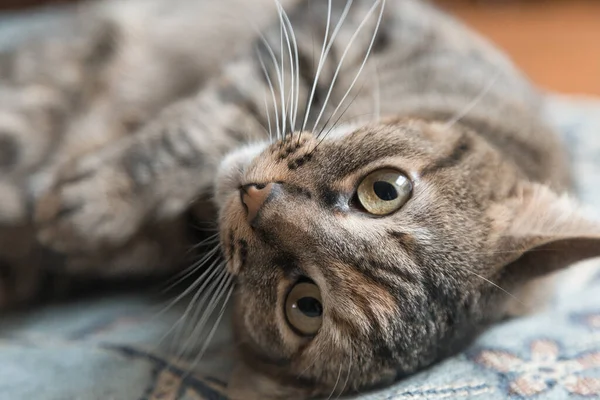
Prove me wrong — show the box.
[297,297,323,318]
[373,181,398,201]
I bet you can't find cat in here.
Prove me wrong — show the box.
[1,0,600,399]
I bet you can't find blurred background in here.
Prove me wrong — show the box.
[0,0,598,95]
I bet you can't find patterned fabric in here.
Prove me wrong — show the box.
[1,11,600,400]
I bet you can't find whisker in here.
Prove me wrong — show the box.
[178,266,231,357]
[161,244,221,293]
[327,363,344,400]
[160,260,225,351]
[152,276,223,356]
[313,0,384,134]
[302,0,331,133]
[296,350,321,379]
[329,111,377,130]
[421,247,567,257]
[175,266,229,357]
[153,255,223,320]
[245,11,283,141]
[277,1,294,135]
[308,79,367,155]
[278,9,288,138]
[263,90,274,142]
[170,268,226,352]
[337,347,353,400]
[189,275,235,370]
[277,1,300,133]
[185,233,220,254]
[177,276,234,382]
[319,77,367,138]
[186,218,218,231]
[256,30,285,141]
[464,269,526,307]
[372,61,381,122]
[256,47,282,140]
[442,69,502,131]
[302,0,354,132]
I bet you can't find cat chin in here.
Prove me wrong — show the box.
[213,141,269,206]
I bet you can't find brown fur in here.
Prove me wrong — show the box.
[1,0,599,399]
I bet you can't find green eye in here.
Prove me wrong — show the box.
[356,169,412,215]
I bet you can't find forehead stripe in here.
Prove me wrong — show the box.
[420,132,472,177]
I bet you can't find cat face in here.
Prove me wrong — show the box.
[216,119,600,399]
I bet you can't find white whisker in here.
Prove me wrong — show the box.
[153,255,222,320]
[256,47,282,140]
[277,1,300,132]
[245,12,284,140]
[327,363,344,400]
[176,266,229,358]
[153,265,223,354]
[179,267,231,356]
[257,32,285,140]
[442,69,502,130]
[372,61,381,122]
[279,11,288,137]
[466,269,526,307]
[302,0,354,132]
[277,1,294,135]
[166,261,225,352]
[190,275,235,369]
[263,90,273,142]
[337,347,353,400]
[319,71,368,139]
[313,0,383,133]
[322,1,385,133]
[186,234,220,254]
[302,0,331,132]
[162,244,221,294]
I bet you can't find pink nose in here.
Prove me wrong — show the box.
[241,183,273,223]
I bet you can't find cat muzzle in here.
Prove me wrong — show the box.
[240,183,273,224]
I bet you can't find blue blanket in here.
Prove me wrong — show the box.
[1,10,600,400]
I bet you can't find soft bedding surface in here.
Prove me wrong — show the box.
[1,10,600,400]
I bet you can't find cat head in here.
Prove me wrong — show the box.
[214,118,600,399]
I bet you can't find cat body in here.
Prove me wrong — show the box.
[1,0,599,399]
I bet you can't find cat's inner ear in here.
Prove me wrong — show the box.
[491,183,600,281]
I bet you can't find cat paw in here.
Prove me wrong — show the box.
[34,159,145,253]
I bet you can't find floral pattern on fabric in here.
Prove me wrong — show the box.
[572,312,600,331]
[474,339,600,397]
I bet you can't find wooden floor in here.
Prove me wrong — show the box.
[435,0,600,96]
[1,0,599,96]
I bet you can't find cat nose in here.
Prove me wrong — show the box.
[240,183,273,223]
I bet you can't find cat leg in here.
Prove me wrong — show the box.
[33,87,266,253]
[60,213,201,277]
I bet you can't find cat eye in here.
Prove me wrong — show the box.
[285,282,323,336]
[356,169,412,215]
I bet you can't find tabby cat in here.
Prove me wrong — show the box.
[1,0,599,399]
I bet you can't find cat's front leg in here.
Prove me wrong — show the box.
[34,80,268,253]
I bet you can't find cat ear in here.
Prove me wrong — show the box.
[492,183,600,281]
